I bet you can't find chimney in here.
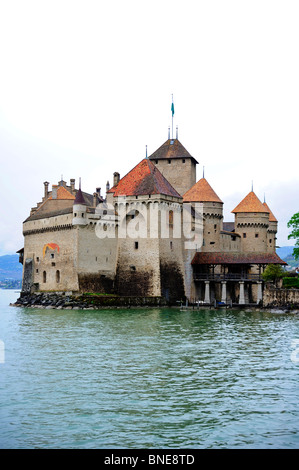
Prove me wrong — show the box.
[96,187,101,197]
[93,192,98,208]
[59,176,66,187]
[70,178,75,193]
[106,181,110,193]
[113,172,120,187]
[52,185,58,199]
[43,181,49,199]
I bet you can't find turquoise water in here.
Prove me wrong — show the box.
[0,289,299,449]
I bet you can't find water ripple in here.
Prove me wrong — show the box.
[0,291,299,448]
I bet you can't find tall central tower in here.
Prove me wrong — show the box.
[148,138,198,196]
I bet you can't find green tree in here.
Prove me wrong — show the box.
[287,212,299,260]
[262,264,284,285]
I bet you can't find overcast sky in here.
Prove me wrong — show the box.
[0,0,298,256]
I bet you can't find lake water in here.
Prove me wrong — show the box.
[0,288,299,449]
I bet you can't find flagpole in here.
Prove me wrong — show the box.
[171,94,174,139]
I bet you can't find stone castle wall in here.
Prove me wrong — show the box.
[23,212,79,292]
[263,286,299,308]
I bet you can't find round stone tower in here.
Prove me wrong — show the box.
[73,186,87,226]
[232,191,270,253]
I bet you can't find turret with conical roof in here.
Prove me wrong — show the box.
[183,177,223,204]
[232,191,270,253]
[183,177,223,252]
[148,137,198,196]
[73,182,87,226]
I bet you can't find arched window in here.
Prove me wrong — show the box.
[56,270,60,283]
[43,271,47,283]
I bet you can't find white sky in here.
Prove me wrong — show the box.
[0,0,298,255]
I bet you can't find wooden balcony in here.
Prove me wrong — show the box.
[193,273,262,282]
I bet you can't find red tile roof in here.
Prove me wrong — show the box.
[183,178,223,203]
[263,202,277,222]
[232,191,269,214]
[148,139,198,164]
[191,252,287,265]
[49,186,75,200]
[108,158,182,198]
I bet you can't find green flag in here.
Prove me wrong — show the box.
[171,101,174,116]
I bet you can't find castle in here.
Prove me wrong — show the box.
[18,130,286,305]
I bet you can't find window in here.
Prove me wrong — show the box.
[210,241,215,245]
[135,241,139,249]
[182,159,185,163]
[130,266,136,272]
[81,213,84,217]
[52,262,56,267]
[36,269,39,273]
[56,270,60,283]
[170,241,173,250]
[269,239,272,243]
[74,213,77,217]
[51,253,54,259]
[155,160,158,164]
[168,159,171,164]
[36,257,39,262]
[243,233,247,238]
[43,271,46,283]
[255,233,259,238]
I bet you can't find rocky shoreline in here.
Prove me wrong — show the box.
[10,292,299,313]
[10,292,168,309]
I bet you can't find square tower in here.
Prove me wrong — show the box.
[149,138,198,197]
